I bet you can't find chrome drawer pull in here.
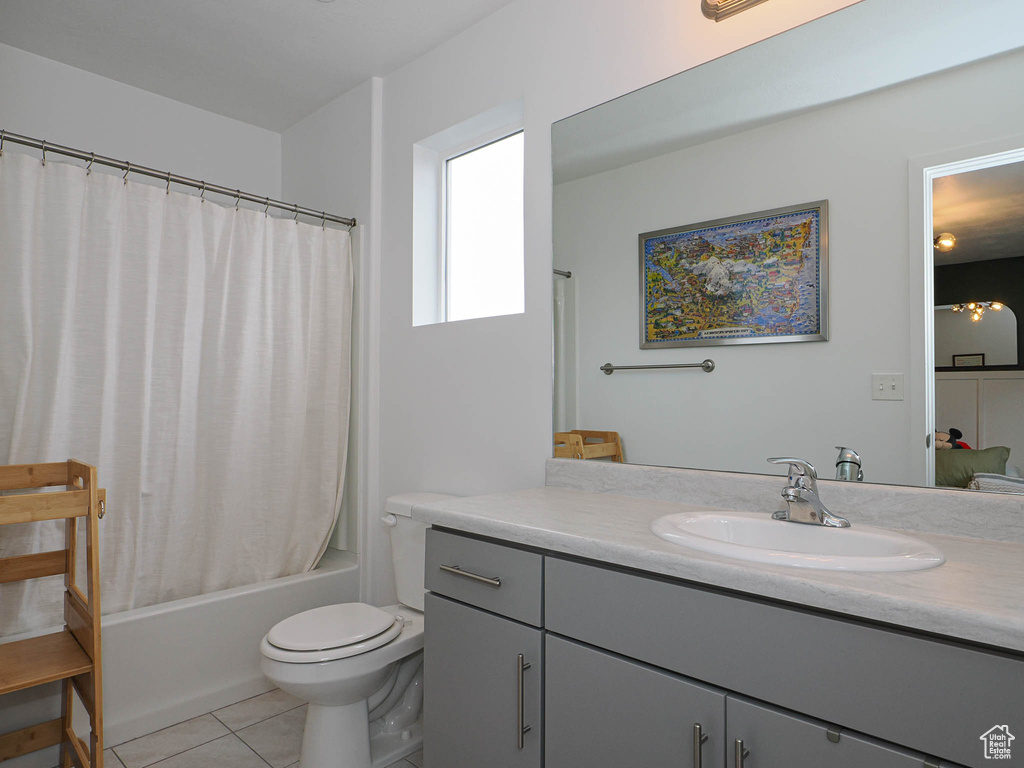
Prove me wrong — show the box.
[735,739,750,768]
[693,723,709,768]
[517,653,532,749]
[439,563,501,587]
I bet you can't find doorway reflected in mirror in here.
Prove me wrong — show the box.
[932,159,1024,491]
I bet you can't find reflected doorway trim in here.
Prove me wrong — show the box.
[701,0,770,21]
[912,138,1024,488]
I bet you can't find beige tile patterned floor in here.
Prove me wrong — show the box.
[98,689,422,768]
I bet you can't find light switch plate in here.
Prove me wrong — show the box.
[871,373,904,401]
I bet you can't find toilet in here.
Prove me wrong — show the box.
[260,492,455,768]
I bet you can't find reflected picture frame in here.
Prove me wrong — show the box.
[639,200,829,350]
[952,353,986,368]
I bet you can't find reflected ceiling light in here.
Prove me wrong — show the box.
[951,301,1003,322]
[933,232,957,252]
[701,0,770,21]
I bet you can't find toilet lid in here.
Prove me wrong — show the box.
[267,603,397,652]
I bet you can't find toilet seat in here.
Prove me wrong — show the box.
[262,603,406,663]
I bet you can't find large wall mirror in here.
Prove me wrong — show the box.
[552,0,1024,493]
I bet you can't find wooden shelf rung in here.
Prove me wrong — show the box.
[0,631,94,696]
[0,718,63,761]
[0,462,69,491]
[0,549,68,584]
[0,489,91,525]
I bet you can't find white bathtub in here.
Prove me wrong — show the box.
[1,548,359,767]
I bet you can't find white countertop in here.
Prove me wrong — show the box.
[414,486,1024,653]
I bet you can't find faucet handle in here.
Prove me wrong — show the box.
[766,457,818,487]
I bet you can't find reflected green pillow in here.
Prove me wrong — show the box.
[934,446,1010,488]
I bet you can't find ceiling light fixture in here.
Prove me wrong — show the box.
[951,301,1003,322]
[933,232,956,252]
[701,0,770,21]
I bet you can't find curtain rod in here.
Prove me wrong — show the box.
[0,129,356,229]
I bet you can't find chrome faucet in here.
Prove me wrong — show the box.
[834,446,863,482]
[766,457,850,528]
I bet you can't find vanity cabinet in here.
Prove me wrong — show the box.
[545,556,1017,768]
[544,636,929,768]
[425,528,1016,768]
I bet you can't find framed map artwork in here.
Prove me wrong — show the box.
[639,201,828,349]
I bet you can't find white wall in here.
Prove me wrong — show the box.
[554,49,1024,485]
[368,0,863,604]
[282,79,374,222]
[0,43,281,198]
[282,79,381,558]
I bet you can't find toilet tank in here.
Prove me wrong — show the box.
[384,493,457,611]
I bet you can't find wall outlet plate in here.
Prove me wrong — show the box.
[871,373,904,401]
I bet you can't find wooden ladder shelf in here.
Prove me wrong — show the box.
[553,430,624,462]
[0,460,106,768]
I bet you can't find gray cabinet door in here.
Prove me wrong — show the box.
[423,593,542,768]
[727,696,929,768]
[546,634,726,768]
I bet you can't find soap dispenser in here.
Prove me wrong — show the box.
[835,446,863,481]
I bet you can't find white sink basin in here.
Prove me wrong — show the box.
[650,510,945,572]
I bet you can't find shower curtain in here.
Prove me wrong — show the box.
[0,151,353,637]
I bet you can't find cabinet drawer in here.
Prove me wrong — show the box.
[545,556,1023,768]
[425,528,543,626]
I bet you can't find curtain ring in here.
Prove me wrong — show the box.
[321,212,326,230]
[87,152,95,175]
[166,171,172,195]
[200,181,206,203]
[40,140,47,166]
[123,162,131,184]
[263,197,270,217]
[0,129,5,156]
[235,189,241,211]
[293,205,299,222]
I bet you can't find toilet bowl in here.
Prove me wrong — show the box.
[259,493,454,768]
[260,605,424,768]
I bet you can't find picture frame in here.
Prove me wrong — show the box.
[639,200,828,349]
[952,353,985,368]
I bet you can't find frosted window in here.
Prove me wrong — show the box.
[446,131,524,321]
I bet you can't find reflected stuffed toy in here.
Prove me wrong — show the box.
[935,427,970,450]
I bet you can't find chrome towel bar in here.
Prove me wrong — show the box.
[600,360,715,375]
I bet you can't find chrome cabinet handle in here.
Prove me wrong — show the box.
[693,723,709,768]
[438,563,501,587]
[517,653,532,749]
[735,739,750,768]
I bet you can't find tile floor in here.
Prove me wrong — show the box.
[98,689,423,768]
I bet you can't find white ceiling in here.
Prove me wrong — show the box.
[552,0,1024,186]
[0,0,515,132]
[934,161,1024,266]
